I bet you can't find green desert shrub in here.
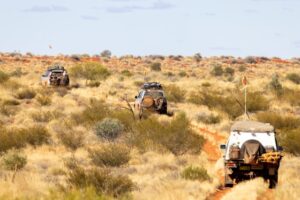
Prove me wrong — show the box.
[178,71,187,77]
[256,112,300,130]
[238,65,247,72]
[150,62,161,71]
[188,90,268,119]
[181,166,210,182]
[188,91,243,119]
[16,88,36,99]
[121,70,133,77]
[0,70,10,83]
[57,128,85,151]
[224,67,235,76]
[165,84,186,103]
[87,80,101,88]
[196,113,221,124]
[20,125,51,146]
[94,118,124,140]
[89,144,130,167]
[70,62,110,82]
[47,187,110,200]
[280,88,300,106]
[269,74,283,96]
[72,99,110,126]
[210,64,223,76]
[280,128,300,156]
[1,149,27,170]
[66,164,134,197]
[130,113,205,155]
[286,73,300,84]
[245,91,269,112]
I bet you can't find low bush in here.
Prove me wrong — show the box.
[130,113,205,155]
[1,149,27,170]
[16,88,36,99]
[256,112,300,130]
[210,64,223,76]
[225,67,235,76]
[280,128,300,156]
[165,84,186,103]
[66,164,134,197]
[72,99,110,126]
[31,110,62,122]
[121,70,133,77]
[47,187,110,200]
[269,74,283,96]
[238,65,247,72]
[89,144,130,167]
[196,113,221,124]
[188,90,268,119]
[36,94,52,106]
[286,73,300,84]
[181,166,210,182]
[178,71,187,77]
[280,88,300,106]
[94,118,124,141]
[188,91,243,119]
[20,125,51,146]
[87,81,101,88]
[70,62,110,82]
[150,62,161,71]
[57,128,85,151]
[133,81,144,88]
[0,70,10,83]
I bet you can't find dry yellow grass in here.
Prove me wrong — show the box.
[0,54,299,199]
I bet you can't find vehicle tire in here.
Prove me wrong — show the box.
[269,174,278,189]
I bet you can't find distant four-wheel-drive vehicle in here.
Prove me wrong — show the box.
[220,121,283,188]
[134,82,168,117]
[41,65,69,86]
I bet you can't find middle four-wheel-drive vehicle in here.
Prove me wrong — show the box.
[41,65,70,86]
[220,121,283,188]
[134,82,168,117]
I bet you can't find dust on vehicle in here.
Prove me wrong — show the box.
[134,82,168,118]
[41,65,70,86]
[220,121,283,188]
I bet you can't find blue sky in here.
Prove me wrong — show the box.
[0,0,299,57]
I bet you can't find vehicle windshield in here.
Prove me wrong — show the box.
[144,90,164,98]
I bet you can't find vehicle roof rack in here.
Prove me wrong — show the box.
[141,82,163,90]
[47,65,65,71]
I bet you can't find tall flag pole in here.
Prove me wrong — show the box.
[242,76,247,120]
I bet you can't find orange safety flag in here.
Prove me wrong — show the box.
[242,76,247,86]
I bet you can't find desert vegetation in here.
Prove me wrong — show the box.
[0,53,299,199]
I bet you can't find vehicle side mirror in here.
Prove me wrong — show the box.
[277,146,283,152]
[220,144,226,150]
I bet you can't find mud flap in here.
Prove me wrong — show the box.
[225,173,233,187]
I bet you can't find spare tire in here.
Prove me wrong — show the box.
[142,96,154,108]
[240,140,266,164]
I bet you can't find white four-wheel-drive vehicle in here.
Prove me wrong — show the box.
[41,65,70,86]
[220,121,283,188]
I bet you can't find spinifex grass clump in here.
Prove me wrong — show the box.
[89,144,130,167]
[66,160,134,197]
[130,113,205,155]
[181,166,211,182]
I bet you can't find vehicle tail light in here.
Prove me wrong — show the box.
[226,162,237,168]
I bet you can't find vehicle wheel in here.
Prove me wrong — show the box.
[269,174,278,189]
